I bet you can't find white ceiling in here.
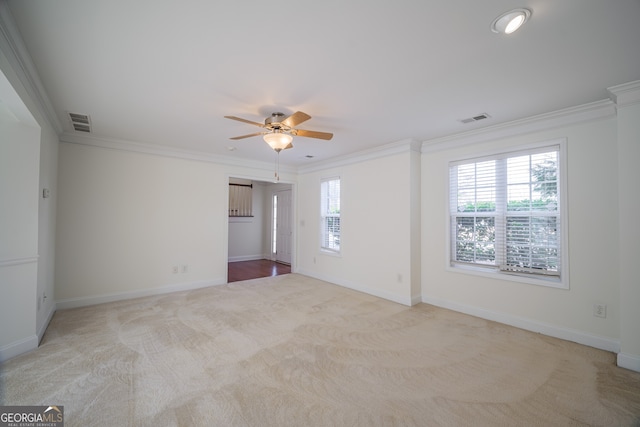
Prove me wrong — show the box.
[5,0,640,166]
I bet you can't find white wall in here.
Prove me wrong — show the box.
[0,121,40,356]
[297,142,420,305]
[421,113,623,351]
[55,144,227,305]
[54,142,290,308]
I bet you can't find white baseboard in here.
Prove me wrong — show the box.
[422,295,621,353]
[56,278,227,310]
[617,352,640,373]
[0,334,38,362]
[228,255,268,263]
[297,269,413,306]
[37,303,56,343]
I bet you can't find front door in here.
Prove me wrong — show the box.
[274,189,292,264]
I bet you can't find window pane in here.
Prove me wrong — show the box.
[456,160,496,212]
[456,217,475,242]
[475,242,495,264]
[531,152,558,210]
[506,216,558,271]
[454,217,495,264]
[476,217,495,242]
[507,184,531,211]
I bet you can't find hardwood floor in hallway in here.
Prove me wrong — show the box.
[228,259,291,283]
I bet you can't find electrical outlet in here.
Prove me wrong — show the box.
[593,304,607,318]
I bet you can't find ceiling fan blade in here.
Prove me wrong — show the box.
[294,129,334,140]
[224,116,265,128]
[281,111,311,128]
[230,132,266,140]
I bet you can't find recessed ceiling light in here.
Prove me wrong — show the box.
[491,8,531,34]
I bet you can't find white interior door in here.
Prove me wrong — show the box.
[275,189,292,264]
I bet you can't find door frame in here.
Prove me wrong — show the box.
[224,174,296,282]
[272,188,293,265]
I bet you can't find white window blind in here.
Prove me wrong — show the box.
[229,183,253,217]
[449,145,560,278]
[321,177,340,252]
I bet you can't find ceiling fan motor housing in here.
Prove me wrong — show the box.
[265,112,288,130]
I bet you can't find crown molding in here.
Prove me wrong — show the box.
[421,99,616,154]
[0,2,62,133]
[58,131,296,173]
[297,138,421,174]
[60,131,423,177]
[607,80,640,108]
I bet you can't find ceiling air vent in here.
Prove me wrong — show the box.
[460,113,491,124]
[68,112,92,133]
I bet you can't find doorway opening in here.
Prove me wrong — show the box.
[227,178,293,283]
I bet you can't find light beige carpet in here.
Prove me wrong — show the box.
[1,274,639,426]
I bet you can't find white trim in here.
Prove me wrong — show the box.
[55,278,227,310]
[422,100,615,154]
[422,295,620,353]
[0,256,38,267]
[617,352,640,373]
[228,255,269,263]
[299,138,421,174]
[0,334,38,362]
[607,80,640,108]
[297,269,413,306]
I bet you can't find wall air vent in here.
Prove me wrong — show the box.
[460,113,491,124]
[68,112,92,132]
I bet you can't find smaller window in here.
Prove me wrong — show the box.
[321,177,341,253]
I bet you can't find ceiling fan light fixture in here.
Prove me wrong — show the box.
[491,8,531,34]
[263,131,293,152]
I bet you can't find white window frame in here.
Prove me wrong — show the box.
[446,139,569,289]
[320,177,341,254]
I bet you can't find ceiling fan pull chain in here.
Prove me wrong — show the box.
[274,151,280,182]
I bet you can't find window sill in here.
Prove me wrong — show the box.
[447,263,568,290]
[319,248,341,258]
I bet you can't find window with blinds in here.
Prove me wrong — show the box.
[449,144,562,282]
[321,177,341,253]
[229,182,253,217]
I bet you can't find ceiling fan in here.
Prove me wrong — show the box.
[224,111,333,152]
